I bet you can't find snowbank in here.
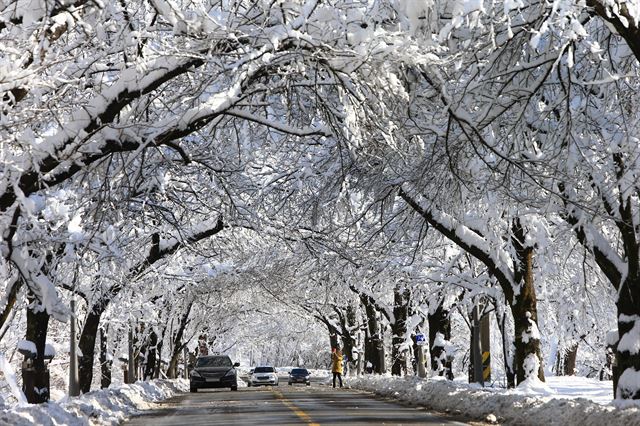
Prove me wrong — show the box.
[0,379,188,426]
[347,375,640,426]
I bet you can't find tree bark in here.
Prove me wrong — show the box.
[391,286,410,376]
[143,329,158,380]
[167,301,193,378]
[557,343,578,376]
[428,302,452,379]
[78,306,104,393]
[99,325,112,389]
[24,294,51,403]
[509,221,545,383]
[361,294,384,373]
[616,274,640,398]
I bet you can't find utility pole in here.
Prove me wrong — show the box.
[69,299,80,396]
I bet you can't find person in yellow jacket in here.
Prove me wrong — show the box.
[331,347,343,388]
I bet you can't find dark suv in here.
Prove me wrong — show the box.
[189,355,239,392]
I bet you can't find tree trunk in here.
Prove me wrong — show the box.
[24,295,50,403]
[428,302,452,379]
[361,295,383,374]
[558,343,578,376]
[496,303,516,387]
[99,325,112,389]
[154,339,164,379]
[328,323,339,350]
[508,246,544,383]
[144,329,158,380]
[615,273,640,399]
[167,301,193,378]
[78,306,104,393]
[510,219,545,385]
[342,305,357,373]
[391,286,410,376]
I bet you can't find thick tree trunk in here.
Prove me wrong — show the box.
[510,220,545,385]
[78,306,104,393]
[615,273,640,399]
[331,305,357,374]
[328,323,339,350]
[556,343,578,376]
[99,326,112,389]
[342,305,357,371]
[391,286,410,376]
[428,302,452,379]
[24,296,50,403]
[143,329,158,380]
[510,249,545,384]
[361,295,384,374]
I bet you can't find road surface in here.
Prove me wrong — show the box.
[125,384,471,425]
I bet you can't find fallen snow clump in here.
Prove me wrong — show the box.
[347,375,640,426]
[0,379,188,426]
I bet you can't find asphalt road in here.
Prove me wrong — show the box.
[125,384,471,425]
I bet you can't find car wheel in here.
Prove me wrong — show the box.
[248,382,252,387]
[288,382,292,386]
[190,387,197,393]
[306,382,311,386]
[231,385,238,391]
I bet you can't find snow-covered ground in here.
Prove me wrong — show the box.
[0,379,187,426]
[347,375,640,426]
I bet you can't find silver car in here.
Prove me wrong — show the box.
[248,366,279,386]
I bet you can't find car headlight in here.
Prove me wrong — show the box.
[190,370,202,378]
[305,375,310,379]
[224,369,236,377]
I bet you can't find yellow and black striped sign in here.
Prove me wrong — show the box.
[482,351,491,381]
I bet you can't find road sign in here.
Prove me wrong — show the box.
[416,334,426,346]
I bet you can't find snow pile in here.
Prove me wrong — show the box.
[347,375,640,426]
[0,379,188,426]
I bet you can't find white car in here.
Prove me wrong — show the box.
[248,366,279,386]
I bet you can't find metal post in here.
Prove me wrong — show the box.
[481,312,491,383]
[417,345,426,378]
[472,302,483,385]
[69,299,80,396]
[356,331,362,376]
[128,327,135,384]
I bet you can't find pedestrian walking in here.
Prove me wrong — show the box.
[331,347,343,388]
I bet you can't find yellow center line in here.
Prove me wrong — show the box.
[272,390,320,426]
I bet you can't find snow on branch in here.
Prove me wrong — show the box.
[559,184,627,289]
[127,216,225,283]
[398,183,515,290]
[224,109,332,138]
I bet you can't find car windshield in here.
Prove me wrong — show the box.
[254,366,275,373]
[195,356,232,368]
[291,369,308,375]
